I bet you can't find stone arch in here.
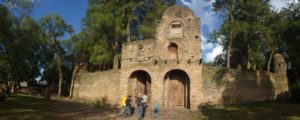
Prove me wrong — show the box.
[128,70,151,104]
[163,69,190,109]
[168,42,178,60]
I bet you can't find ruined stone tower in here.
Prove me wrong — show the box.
[273,53,287,74]
[119,6,203,109]
[73,5,289,111]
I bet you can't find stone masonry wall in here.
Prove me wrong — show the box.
[201,65,289,105]
[71,6,289,110]
[73,70,120,104]
[119,60,202,110]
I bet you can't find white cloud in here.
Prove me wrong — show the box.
[180,0,218,33]
[269,0,298,11]
[201,35,214,50]
[179,0,223,62]
[179,0,298,62]
[204,44,223,62]
[269,0,286,11]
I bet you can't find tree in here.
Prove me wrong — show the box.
[1,4,47,93]
[262,11,285,72]
[80,0,175,71]
[3,0,40,19]
[281,3,300,101]
[211,0,275,70]
[211,0,235,68]
[0,4,13,82]
[137,0,175,39]
[214,54,225,66]
[39,14,73,97]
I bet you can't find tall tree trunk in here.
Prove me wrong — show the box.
[113,36,119,70]
[69,63,81,99]
[226,37,232,68]
[226,12,233,68]
[267,50,274,72]
[126,20,131,42]
[57,55,63,97]
[53,38,63,97]
[247,44,251,70]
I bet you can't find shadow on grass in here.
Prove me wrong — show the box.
[0,94,115,120]
[200,101,300,120]
[0,94,52,120]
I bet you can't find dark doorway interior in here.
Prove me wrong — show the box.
[128,70,151,104]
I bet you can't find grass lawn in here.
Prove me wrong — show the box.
[0,94,52,120]
[1,94,300,120]
[0,94,114,120]
[201,101,300,120]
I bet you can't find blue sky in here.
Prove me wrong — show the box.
[31,0,88,33]
[177,0,224,62]
[176,0,297,62]
[1,0,295,62]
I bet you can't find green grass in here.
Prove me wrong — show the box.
[1,94,300,120]
[201,101,300,120]
[0,94,52,120]
[0,94,115,120]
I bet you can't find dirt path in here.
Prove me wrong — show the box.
[51,100,116,120]
[50,100,202,120]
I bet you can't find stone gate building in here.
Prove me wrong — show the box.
[72,6,289,110]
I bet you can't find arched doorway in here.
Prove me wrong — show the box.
[128,70,151,103]
[168,43,178,60]
[164,69,190,109]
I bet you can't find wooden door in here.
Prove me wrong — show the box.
[169,78,184,107]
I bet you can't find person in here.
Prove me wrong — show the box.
[142,94,147,103]
[124,95,132,117]
[153,100,159,119]
[119,95,127,115]
[142,94,148,118]
[136,94,144,120]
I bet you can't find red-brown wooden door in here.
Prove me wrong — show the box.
[169,77,184,107]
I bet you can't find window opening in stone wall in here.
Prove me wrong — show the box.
[138,45,144,56]
[168,43,178,60]
[169,21,183,38]
[171,24,182,28]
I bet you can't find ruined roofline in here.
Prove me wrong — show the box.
[162,5,196,19]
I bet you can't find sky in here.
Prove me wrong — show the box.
[31,0,88,33]
[1,0,296,63]
[177,0,298,62]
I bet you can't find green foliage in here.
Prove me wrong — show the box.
[89,43,112,64]
[211,0,283,70]
[77,0,174,71]
[0,5,13,80]
[39,14,73,40]
[214,54,225,66]
[281,4,300,70]
[39,13,74,96]
[0,4,49,83]
[137,0,174,39]
[201,101,300,120]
